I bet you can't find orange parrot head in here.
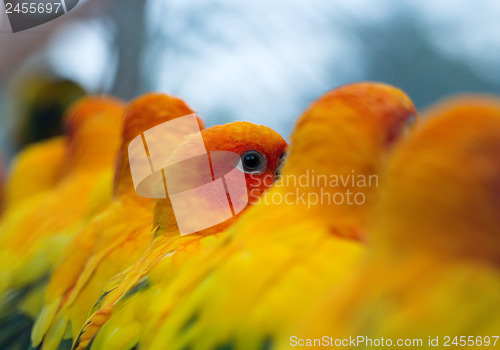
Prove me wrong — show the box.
[200,121,288,201]
[61,96,125,174]
[279,82,417,237]
[153,121,287,235]
[113,93,203,197]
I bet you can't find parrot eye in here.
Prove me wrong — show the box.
[240,150,267,173]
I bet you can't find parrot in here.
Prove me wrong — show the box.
[0,96,124,349]
[86,82,417,350]
[72,120,288,350]
[3,136,66,210]
[288,95,500,349]
[0,154,4,214]
[9,75,86,151]
[31,93,202,350]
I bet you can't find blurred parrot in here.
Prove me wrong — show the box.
[0,154,5,214]
[87,82,417,350]
[0,96,124,349]
[9,75,86,151]
[31,93,201,350]
[289,95,500,349]
[3,136,66,210]
[72,120,288,350]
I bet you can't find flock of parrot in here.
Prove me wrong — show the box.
[0,82,498,350]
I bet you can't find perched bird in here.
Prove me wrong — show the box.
[88,82,417,350]
[3,136,66,210]
[9,75,86,151]
[291,95,500,347]
[0,97,124,349]
[31,93,201,350]
[0,155,4,214]
[73,120,288,350]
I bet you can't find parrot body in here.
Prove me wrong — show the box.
[290,96,500,349]
[3,136,66,210]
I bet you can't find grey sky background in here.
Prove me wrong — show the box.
[1,0,499,154]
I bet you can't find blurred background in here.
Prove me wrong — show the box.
[0,0,499,158]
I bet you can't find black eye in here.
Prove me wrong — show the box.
[240,151,266,173]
